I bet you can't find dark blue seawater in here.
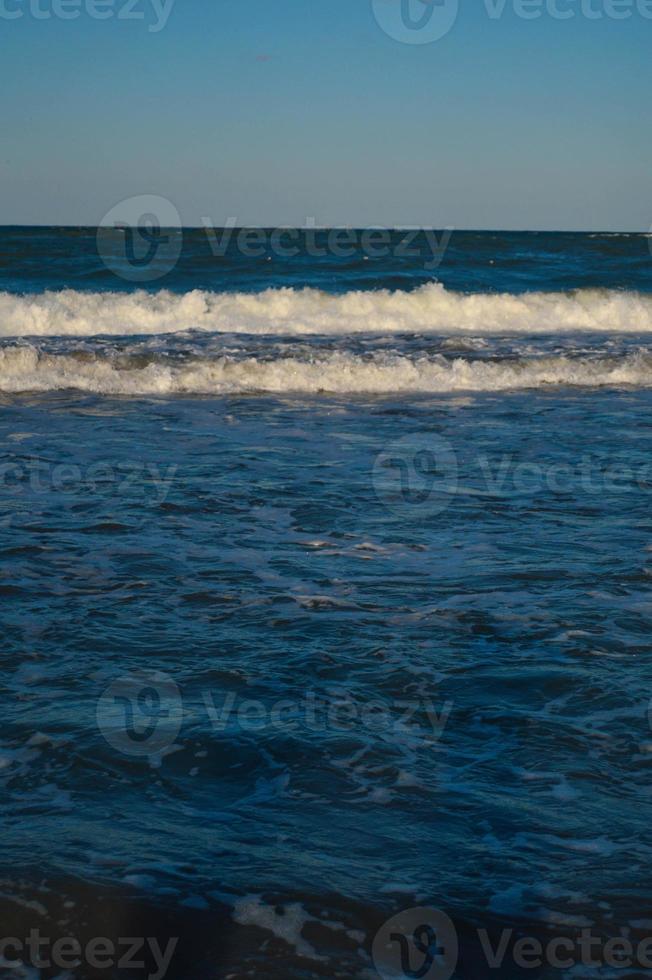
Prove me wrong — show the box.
[1,227,652,295]
[1,229,652,979]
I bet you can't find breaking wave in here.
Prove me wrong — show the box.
[2,346,652,395]
[2,284,652,337]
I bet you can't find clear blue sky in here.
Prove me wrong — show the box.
[1,0,650,230]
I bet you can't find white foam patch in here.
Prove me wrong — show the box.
[232,895,323,961]
[2,345,652,395]
[1,284,652,337]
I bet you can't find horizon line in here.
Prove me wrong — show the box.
[0,224,649,235]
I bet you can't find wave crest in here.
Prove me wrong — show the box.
[2,284,652,337]
[2,346,652,395]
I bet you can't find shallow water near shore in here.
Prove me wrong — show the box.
[2,385,652,976]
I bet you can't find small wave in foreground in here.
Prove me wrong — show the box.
[2,345,652,394]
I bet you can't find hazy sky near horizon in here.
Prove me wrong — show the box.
[1,0,650,230]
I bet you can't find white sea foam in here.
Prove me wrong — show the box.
[2,346,652,395]
[1,284,652,337]
[232,895,323,960]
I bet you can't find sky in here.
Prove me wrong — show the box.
[0,0,650,230]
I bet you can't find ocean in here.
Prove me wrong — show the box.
[1,227,652,979]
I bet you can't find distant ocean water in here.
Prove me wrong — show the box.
[2,228,652,978]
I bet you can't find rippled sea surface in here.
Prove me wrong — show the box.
[1,230,652,979]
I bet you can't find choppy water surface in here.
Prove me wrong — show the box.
[1,230,652,979]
